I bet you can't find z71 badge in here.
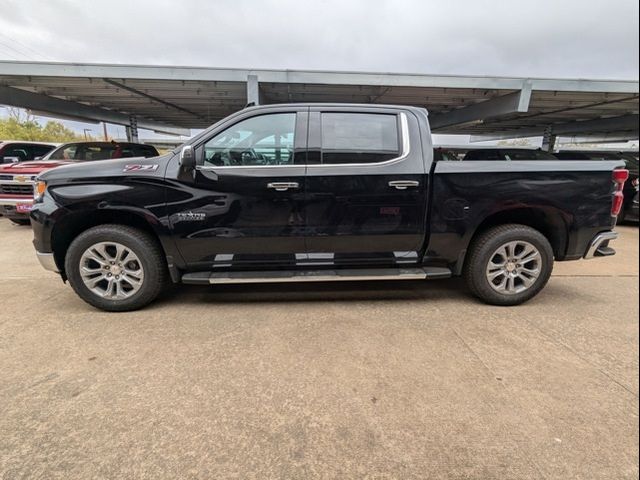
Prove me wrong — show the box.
[123,164,159,172]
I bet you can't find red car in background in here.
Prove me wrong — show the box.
[0,141,159,224]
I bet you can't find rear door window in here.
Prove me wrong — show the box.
[320,113,400,164]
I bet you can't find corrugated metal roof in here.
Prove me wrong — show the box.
[0,61,638,138]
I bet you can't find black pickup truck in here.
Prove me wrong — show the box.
[29,104,628,311]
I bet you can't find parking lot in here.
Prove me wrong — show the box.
[0,218,637,479]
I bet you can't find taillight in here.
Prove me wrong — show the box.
[613,169,629,185]
[611,169,629,217]
[612,191,625,216]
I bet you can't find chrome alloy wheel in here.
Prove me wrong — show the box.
[79,242,145,300]
[485,240,542,295]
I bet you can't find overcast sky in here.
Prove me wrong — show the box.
[0,0,638,79]
[0,0,638,144]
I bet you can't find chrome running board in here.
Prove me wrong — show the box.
[182,267,451,285]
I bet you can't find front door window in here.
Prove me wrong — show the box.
[203,113,296,167]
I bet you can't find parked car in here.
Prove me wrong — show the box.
[0,141,159,224]
[463,148,559,161]
[555,150,639,223]
[0,141,57,164]
[30,104,628,311]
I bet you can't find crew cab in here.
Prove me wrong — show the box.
[0,141,158,224]
[29,104,628,311]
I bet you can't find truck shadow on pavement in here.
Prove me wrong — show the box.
[154,278,475,306]
[147,276,598,310]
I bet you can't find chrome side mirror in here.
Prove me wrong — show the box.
[179,145,196,169]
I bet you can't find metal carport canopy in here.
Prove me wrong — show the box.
[0,60,638,139]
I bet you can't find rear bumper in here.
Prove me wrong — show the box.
[584,231,618,259]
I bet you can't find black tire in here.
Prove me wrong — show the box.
[65,225,168,312]
[9,218,31,226]
[464,224,554,306]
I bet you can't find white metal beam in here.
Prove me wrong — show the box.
[430,81,532,130]
[0,85,189,136]
[246,74,261,106]
[1,61,637,93]
[558,134,640,144]
[469,114,639,141]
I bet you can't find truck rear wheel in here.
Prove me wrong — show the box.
[464,224,554,306]
[65,225,167,312]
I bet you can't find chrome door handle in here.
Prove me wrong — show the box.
[267,182,299,192]
[388,180,419,190]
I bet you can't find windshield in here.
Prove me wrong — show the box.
[48,143,119,161]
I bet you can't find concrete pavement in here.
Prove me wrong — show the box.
[0,219,638,479]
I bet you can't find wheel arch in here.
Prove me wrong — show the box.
[50,208,175,280]
[453,206,569,275]
[474,207,568,257]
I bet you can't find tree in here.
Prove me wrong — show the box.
[0,108,86,142]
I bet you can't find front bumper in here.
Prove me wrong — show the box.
[36,251,59,272]
[0,197,33,205]
[584,231,618,259]
[0,197,34,217]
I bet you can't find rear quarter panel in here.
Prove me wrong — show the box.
[427,160,622,266]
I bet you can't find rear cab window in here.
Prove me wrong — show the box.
[319,113,400,164]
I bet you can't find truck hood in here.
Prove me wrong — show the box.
[39,154,171,182]
[0,159,71,175]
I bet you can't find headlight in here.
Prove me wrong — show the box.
[33,180,47,203]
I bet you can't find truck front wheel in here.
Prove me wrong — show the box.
[65,225,168,312]
[464,224,554,306]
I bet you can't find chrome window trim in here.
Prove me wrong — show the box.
[194,112,410,172]
[196,163,301,171]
